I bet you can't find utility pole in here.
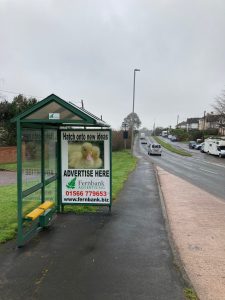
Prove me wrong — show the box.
[131,68,140,154]
[203,110,206,141]
[177,115,179,128]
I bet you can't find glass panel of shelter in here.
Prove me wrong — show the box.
[22,129,42,191]
[21,128,58,219]
[24,101,83,121]
[44,129,57,180]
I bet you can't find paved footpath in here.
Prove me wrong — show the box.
[0,171,17,185]
[0,154,185,299]
[157,166,225,300]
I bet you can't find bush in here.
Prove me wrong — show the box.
[204,128,219,137]
[112,130,131,151]
[170,129,189,141]
[170,128,220,142]
[188,130,203,141]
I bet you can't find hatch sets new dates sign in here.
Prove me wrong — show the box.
[61,130,111,205]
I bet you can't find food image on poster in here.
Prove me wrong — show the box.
[68,141,104,169]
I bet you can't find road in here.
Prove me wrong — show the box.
[139,137,225,200]
[0,144,186,300]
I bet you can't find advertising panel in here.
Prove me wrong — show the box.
[61,130,111,205]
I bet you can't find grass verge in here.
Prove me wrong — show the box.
[0,184,17,243]
[0,150,137,242]
[0,162,17,171]
[154,136,192,157]
[184,288,199,300]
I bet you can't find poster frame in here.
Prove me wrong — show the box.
[60,128,112,211]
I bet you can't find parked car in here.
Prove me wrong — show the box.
[148,143,162,156]
[194,142,203,150]
[200,143,205,152]
[189,141,197,149]
[170,135,177,142]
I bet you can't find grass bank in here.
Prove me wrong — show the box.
[0,150,137,243]
[184,288,199,300]
[0,162,17,171]
[154,136,192,157]
[0,184,17,243]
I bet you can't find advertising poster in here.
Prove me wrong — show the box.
[61,130,111,205]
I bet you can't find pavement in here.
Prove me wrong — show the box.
[0,142,225,299]
[0,170,17,185]
[156,166,225,300]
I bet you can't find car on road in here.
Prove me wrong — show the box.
[140,133,148,144]
[189,141,197,149]
[148,143,162,156]
[170,135,177,142]
[194,142,203,150]
[141,138,147,144]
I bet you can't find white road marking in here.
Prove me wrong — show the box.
[199,168,218,175]
[193,158,225,169]
[181,162,194,168]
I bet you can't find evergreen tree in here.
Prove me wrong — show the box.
[0,94,37,145]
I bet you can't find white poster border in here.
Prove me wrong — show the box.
[61,129,112,206]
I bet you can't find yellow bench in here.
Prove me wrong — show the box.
[25,201,54,221]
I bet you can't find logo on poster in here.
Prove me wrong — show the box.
[66,177,77,189]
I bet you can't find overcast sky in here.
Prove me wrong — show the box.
[1,0,225,129]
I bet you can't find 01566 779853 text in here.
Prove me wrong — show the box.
[65,190,107,197]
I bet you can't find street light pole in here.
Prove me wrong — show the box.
[131,68,140,154]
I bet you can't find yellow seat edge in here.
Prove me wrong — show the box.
[25,208,44,220]
[38,201,54,210]
[25,201,55,220]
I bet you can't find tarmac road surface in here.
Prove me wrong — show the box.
[0,144,186,300]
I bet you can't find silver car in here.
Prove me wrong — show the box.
[148,143,162,156]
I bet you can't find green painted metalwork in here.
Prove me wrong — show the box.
[41,128,45,204]
[109,128,112,212]
[57,129,62,212]
[45,175,58,186]
[12,94,111,246]
[11,94,110,127]
[22,183,43,198]
[17,120,23,246]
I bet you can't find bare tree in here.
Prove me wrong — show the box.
[122,112,141,131]
[213,91,225,114]
[212,90,225,129]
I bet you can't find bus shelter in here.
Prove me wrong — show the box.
[12,94,111,247]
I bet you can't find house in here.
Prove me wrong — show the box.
[176,121,187,129]
[217,116,225,136]
[176,113,225,135]
[199,113,220,130]
[198,112,225,135]
[186,118,200,130]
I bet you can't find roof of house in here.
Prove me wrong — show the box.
[187,118,200,124]
[205,114,221,122]
[177,121,187,126]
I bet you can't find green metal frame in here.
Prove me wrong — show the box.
[13,94,111,246]
[16,125,58,246]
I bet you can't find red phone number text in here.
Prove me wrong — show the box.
[65,190,107,197]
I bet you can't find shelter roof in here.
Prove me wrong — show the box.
[11,94,110,127]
